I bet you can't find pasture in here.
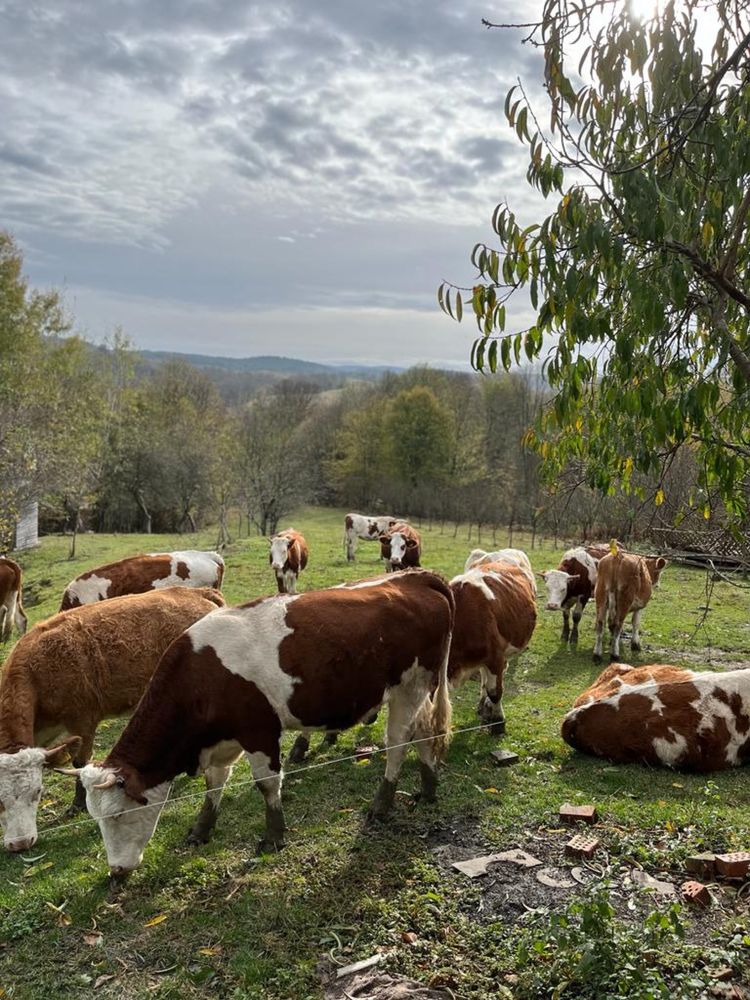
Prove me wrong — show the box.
[2,506,750,999]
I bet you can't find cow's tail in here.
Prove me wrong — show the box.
[431,635,453,761]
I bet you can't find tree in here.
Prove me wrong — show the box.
[383,386,453,493]
[440,1,750,523]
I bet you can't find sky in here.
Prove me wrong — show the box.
[0,0,545,368]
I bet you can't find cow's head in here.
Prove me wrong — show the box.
[539,569,574,611]
[269,536,290,572]
[0,738,81,852]
[384,531,417,569]
[644,556,668,587]
[76,765,171,876]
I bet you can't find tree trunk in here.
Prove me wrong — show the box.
[135,490,152,534]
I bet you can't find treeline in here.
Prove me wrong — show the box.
[0,231,713,553]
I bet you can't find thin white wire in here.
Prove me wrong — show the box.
[35,714,504,839]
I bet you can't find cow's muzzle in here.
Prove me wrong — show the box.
[546,602,561,611]
[6,834,36,853]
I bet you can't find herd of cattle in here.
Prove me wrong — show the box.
[0,512,746,879]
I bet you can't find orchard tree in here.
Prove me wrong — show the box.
[440,0,750,521]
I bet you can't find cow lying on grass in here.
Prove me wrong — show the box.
[0,557,27,641]
[68,570,454,877]
[0,587,224,852]
[449,560,537,734]
[562,662,750,771]
[59,550,225,610]
[593,549,668,662]
[269,529,309,594]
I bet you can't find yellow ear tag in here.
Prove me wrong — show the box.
[609,539,618,556]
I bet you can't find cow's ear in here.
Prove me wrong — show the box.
[379,533,390,543]
[122,774,148,806]
[656,557,667,569]
[406,537,418,547]
[538,571,548,580]
[43,736,82,768]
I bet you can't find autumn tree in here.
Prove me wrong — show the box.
[441,0,750,523]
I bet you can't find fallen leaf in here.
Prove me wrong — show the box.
[672,782,684,788]
[143,914,168,928]
[83,932,103,947]
[197,946,222,957]
[484,787,499,795]
[401,931,418,945]
[94,975,115,989]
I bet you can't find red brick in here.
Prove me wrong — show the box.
[559,803,598,825]
[715,852,750,879]
[681,880,711,907]
[686,852,717,878]
[490,749,519,767]
[565,834,600,859]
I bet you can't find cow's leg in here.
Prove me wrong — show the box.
[13,593,27,635]
[561,606,571,643]
[0,605,8,642]
[630,609,643,652]
[593,596,606,663]
[285,570,297,594]
[570,596,586,644]
[324,730,339,746]
[368,672,429,822]
[478,656,507,735]
[275,572,285,594]
[412,698,440,803]
[287,731,311,765]
[187,764,234,844]
[247,739,286,854]
[65,730,96,815]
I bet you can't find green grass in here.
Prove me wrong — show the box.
[1,506,749,998]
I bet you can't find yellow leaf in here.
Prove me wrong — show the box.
[655,489,665,506]
[609,538,618,556]
[658,800,667,807]
[484,787,499,795]
[144,914,168,928]
[665,821,677,833]
[624,456,634,477]
[672,782,684,788]
[703,504,711,520]
[701,220,714,246]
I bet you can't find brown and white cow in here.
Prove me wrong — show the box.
[71,570,454,876]
[562,662,750,771]
[540,547,599,644]
[0,557,27,641]
[593,549,668,663]
[464,548,535,591]
[344,513,397,561]
[0,587,224,852]
[269,529,309,594]
[380,522,421,571]
[60,550,225,610]
[449,561,537,734]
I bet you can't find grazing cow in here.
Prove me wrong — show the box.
[71,570,454,876]
[464,548,535,591]
[593,550,668,663]
[449,561,537,734]
[269,529,309,594]
[0,587,224,852]
[562,662,750,771]
[380,522,421,571]
[344,513,397,561]
[0,557,27,641]
[540,547,599,644]
[60,550,225,611]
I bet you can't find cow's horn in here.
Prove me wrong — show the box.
[54,767,82,776]
[93,773,119,790]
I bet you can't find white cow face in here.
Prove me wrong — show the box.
[388,531,408,568]
[269,537,290,572]
[80,765,170,876]
[0,740,80,852]
[540,569,574,611]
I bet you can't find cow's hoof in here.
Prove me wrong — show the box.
[256,837,286,855]
[592,653,603,664]
[631,642,642,652]
[186,828,211,846]
[287,735,310,765]
[488,719,506,737]
[561,630,570,643]
[323,731,339,747]
[570,631,579,645]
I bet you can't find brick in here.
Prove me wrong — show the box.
[686,852,717,878]
[681,880,711,907]
[559,803,598,825]
[715,852,750,879]
[490,748,519,767]
[565,834,600,859]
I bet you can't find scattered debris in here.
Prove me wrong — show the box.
[686,852,717,878]
[536,867,575,889]
[559,803,598,826]
[490,749,519,767]
[326,969,452,998]
[570,866,590,885]
[682,880,711,907]
[336,954,386,979]
[400,931,418,945]
[630,869,676,895]
[715,852,750,879]
[354,745,379,759]
[565,834,600,860]
[452,849,543,879]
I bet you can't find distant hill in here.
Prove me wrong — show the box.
[138,350,400,377]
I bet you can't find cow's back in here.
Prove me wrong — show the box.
[450,564,535,671]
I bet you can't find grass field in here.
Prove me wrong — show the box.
[1,506,750,998]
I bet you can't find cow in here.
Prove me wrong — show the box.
[0,557,27,641]
[562,662,750,771]
[380,522,421,571]
[0,587,224,852]
[343,513,397,561]
[464,548,535,591]
[68,570,454,877]
[593,549,668,663]
[449,561,537,734]
[269,529,309,594]
[540,547,599,644]
[60,550,225,611]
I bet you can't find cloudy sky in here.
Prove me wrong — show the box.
[0,0,545,367]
